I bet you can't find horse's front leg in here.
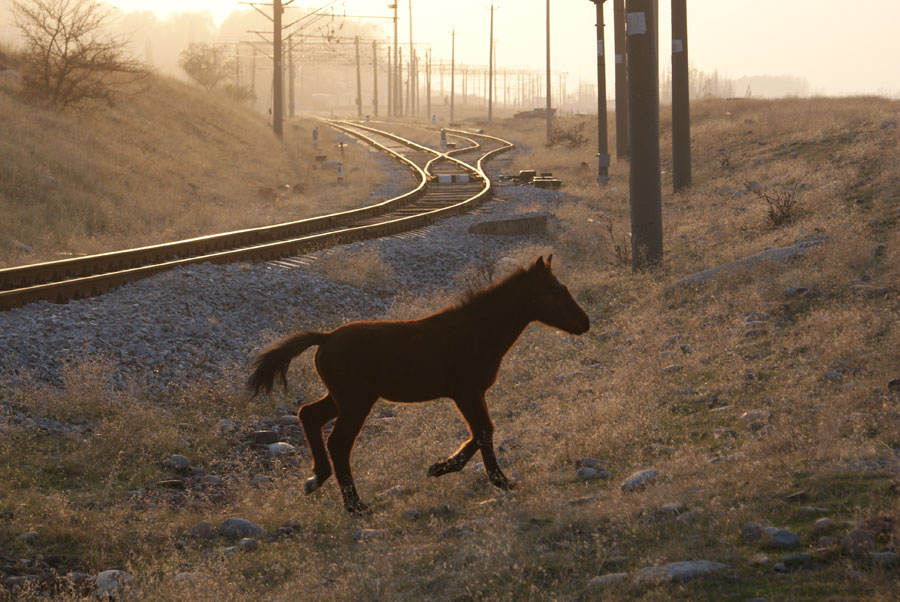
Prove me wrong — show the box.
[447,393,514,490]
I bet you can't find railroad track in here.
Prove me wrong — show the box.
[0,121,513,311]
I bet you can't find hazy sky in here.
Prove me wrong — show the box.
[16,1,900,96]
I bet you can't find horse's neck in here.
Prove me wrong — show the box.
[464,283,534,355]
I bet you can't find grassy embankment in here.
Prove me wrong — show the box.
[0,55,403,269]
[1,92,900,601]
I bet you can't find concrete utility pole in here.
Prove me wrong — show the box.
[671,0,691,191]
[488,3,495,123]
[591,0,609,182]
[426,48,431,119]
[387,47,392,117]
[392,2,399,116]
[450,28,456,122]
[273,0,284,138]
[626,0,662,269]
[545,0,552,141]
[373,40,379,117]
[613,0,629,158]
[288,36,295,117]
[408,0,415,117]
[355,35,362,119]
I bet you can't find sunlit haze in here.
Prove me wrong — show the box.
[3,0,900,97]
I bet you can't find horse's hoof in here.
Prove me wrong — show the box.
[345,501,371,515]
[304,476,320,495]
[426,462,444,477]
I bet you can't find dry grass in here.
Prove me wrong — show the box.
[0,66,408,268]
[2,96,900,600]
[315,248,397,289]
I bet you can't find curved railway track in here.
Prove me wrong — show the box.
[0,122,513,311]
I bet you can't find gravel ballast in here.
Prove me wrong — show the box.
[0,162,566,399]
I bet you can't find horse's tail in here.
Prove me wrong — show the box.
[248,331,329,398]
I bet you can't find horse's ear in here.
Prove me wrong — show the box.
[546,254,553,268]
[533,256,546,271]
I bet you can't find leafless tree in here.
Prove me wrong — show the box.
[12,0,149,108]
[179,43,234,92]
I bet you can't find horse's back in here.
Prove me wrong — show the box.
[314,318,480,402]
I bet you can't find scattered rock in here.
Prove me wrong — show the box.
[872,551,899,567]
[784,285,809,298]
[214,419,237,434]
[769,529,800,550]
[574,457,604,470]
[354,529,383,542]
[163,455,191,473]
[238,537,259,551]
[267,442,295,455]
[575,466,610,481]
[377,485,405,498]
[660,502,685,515]
[780,552,814,570]
[621,469,658,492]
[842,529,875,558]
[187,521,216,540]
[669,236,829,291]
[741,521,768,544]
[587,572,628,588]
[17,531,39,544]
[632,560,727,584]
[200,475,223,486]
[95,569,135,599]
[218,517,264,539]
[663,364,683,374]
[174,572,200,582]
[438,524,472,540]
[248,430,279,445]
[813,517,836,535]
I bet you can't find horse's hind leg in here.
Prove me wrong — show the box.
[427,438,479,477]
[298,394,337,494]
[450,393,513,490]
[325,394,376,513]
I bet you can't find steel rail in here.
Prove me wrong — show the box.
[0,123,513,311]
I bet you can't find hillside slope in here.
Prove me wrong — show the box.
[0,68,390,268]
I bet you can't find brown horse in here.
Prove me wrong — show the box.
[248,256,589,513]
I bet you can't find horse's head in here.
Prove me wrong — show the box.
[526,256,590,335]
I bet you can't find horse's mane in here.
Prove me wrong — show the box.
[451,266,531,313]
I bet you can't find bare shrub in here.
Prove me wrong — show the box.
[546,121,587,148]
[749,179,804,226]
[12,0,149,108]
[179,43,234,92]
[606,221,631,267]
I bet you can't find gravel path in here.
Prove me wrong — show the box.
[0,150,565,396]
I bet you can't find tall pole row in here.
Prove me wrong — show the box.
[593,0,609,182]
[272,0,283,138]
[613,0,629,158]
[488,3,494,123]
[354,35,362,119]
[393,2,399,117]
[671,0,691,191]
[373,40,379,117]
[450,29,455,122]
[545,0,552,141]
[626,0,662,269]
